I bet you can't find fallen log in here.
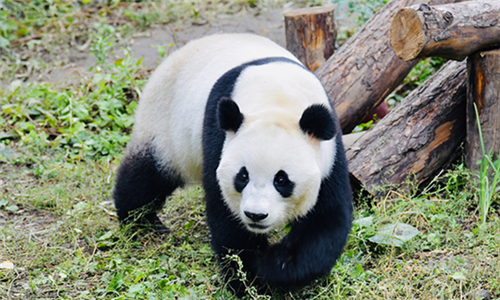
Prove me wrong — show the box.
[284,6,336,71]
[390,0,500,61]
[465,49,500,170]
[315,0,461,134]
[346,60,467,195]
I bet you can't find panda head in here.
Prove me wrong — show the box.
[216,98,337,234]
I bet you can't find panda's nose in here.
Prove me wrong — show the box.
[244,211,268,222]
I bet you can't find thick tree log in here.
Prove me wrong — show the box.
[316,0,460,134]
[465,49,500,170]
[284,6,336,71]
[346,60,467,194]
[390,0,500,61]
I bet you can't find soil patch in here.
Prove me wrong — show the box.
[39,6,354,84]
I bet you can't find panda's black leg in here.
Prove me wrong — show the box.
[204,186,269,296]
[113,145,182,233]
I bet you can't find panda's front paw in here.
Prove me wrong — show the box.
[153,223,171,235]
[255,241,313,290]
[143,213,170,234]
[261,243,294,272]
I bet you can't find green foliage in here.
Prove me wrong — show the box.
[151,43,175,58]
[368,222,420,247]
[474,103,500,225]
[406,57,446,86]
[386,57,446,107]
[331,0,388,25]
[351,119,373,133]
[385,57,446,107]
[0,36,143,164]
[0,0,80,48]
[4,159,496,299]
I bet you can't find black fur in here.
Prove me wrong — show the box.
[202,57,352,294]
[256,133,352,289]
[113,57,297,233]
[273,170,294,198]
[234,167,249,193]
[299,104,337,140]
[113,145,183,232]
[217,97,244,132]
[114,55,352,296]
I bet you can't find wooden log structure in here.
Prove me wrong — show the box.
[315,0,460,134]
[390,0,500,61]
[465,49,500,170]
[284,6,336,72]
[346,60,467,194]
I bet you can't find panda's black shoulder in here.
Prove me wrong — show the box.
[319,134,352,213]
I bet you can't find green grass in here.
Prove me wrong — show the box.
[332,0,389,26]
[1,0,499,299]
[1,159,499,299]
[474,103,500,226]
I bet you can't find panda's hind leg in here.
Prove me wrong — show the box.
[113,144,182,234]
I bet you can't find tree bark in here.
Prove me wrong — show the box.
[315,0,461,134]
[390,0,500,62]
[284,6,336,72]
[465,49,500,170]
[346,60,467,195]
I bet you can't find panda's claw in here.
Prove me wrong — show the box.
[145,213,171,235]
[153,223,171,235]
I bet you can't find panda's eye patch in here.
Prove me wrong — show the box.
[273,170,294,198]
[234,167,249,193]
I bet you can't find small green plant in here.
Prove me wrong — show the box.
[0,34,144,169]
[352,207,420,249]
[351,119,373,133]
[0,1,30,48]
[223,254,271,300]
[386,57,446,107]
[474,103,499,224]
[89,21,117,66]
[151,43,175,59]
[331,0,389,25]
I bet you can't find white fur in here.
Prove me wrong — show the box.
[217,63,335,233]
[130,33,299,181]
[129,33,336,233]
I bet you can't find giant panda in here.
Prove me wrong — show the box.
[113,33,353,294]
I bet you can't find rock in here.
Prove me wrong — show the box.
[471,289,492,300]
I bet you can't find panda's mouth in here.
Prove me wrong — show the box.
[247,223,271,233]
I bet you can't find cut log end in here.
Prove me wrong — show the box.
[283,6,335,18]
[284,6,336,72]
[390,1,500,61]
[390,7,425,61]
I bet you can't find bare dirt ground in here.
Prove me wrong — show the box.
[42,5,353,84]
[45,8,289,83]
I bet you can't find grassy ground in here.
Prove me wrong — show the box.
[1,1,499,299]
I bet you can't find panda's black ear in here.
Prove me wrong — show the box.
[299,104,337,140]
[217,97,244,133]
